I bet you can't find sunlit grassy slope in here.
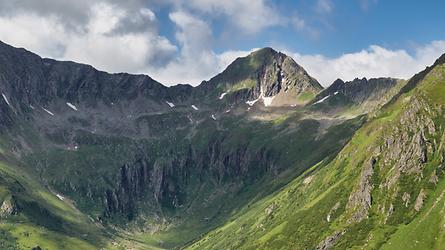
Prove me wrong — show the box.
[186,61,445,249]
[0,147,107,249]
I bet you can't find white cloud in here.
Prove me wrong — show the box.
[359,0,378,11]
[182,0,283,34]
[291,14,320,39]
[168,11,213,56]
[87,3,125,34]
[292,15,306,31]
[0,2,177,75]
[149,48,253,85]
[291,41,445,86]
[148,11,254,85]
[0,14,67,57]
[316,0,333,13]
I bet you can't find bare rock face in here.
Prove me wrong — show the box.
[316,231,345,250]
[402,192,411,207]
[265,203,278,216]
[347,158,375,223]
[429,170,439,184]
[104,157,186,219]
[0,196,18,217]
[414,189,426,212]
[103,141,280,220]
[381,97,438,188]
[326,202,340,222]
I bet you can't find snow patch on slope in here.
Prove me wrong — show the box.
[314,95,330,104]
[191,105,199,110]
[166,101,175,107]
[2,93,11,107]
[219,92,227,100]
[245,86,278,107]
[42,107,55,116]
[66,102,78,111]
[211,115,216,120]
[56,194,65,201]
[263,96,275,107]
[246,98,260,106]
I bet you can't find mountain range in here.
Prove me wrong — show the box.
[0,40,444,249]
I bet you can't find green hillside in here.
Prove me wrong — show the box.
[186,56,445,250]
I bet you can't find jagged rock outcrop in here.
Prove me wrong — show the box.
[414,189,426,212]
[316,231,345,250]
[310,77,401,114]
[104,157,188,218]
[326,202,340,222]
[402,192,411,207]
[347,158,375,223]
[381,96,437,188]
[0,196,18,217]
[321,77,399,104]
[429,170,439,184]
[103,141,279,219]
[201,139,278,182]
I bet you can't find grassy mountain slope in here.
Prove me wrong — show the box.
[7,106,363,249]
[0,145,107,249]
[186,56,445,249]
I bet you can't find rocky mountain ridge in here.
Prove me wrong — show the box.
[0,40,426,250]
[310,77,403,115]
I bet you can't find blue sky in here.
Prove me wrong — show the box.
[151,0,445,55]
[0,0,444,86]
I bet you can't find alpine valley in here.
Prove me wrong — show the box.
[0,40,445,250]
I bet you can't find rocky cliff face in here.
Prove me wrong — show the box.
[0,196,18,217]
[98,139,282,220]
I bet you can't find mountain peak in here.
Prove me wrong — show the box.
[249,47,279,58]
[202,47,322,107]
